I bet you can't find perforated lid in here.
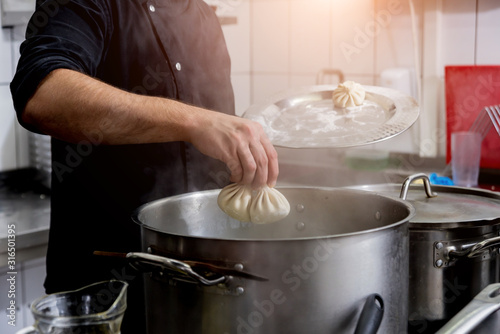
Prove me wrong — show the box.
[243,85,419,148]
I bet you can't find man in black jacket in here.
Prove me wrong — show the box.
[11,1,278,332]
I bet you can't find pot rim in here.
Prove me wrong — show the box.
[132,186,415,242]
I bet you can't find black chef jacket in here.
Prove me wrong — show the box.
[10,0,234,332]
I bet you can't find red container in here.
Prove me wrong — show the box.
[445,65,500,169]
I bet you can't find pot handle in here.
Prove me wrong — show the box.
[399,173,438,200]
[126,252,227,286]
[354,294,384,334]
[435,283,500,334]
[447,235,500,259]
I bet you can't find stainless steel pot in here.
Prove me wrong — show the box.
[350,174,500,334]
[131,187,414,334]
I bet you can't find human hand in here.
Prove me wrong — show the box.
[188,111,279,189]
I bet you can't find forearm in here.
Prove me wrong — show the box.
[22,68,202,145]
[22,68,279,187]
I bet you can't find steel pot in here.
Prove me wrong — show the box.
[350,174,500,334]
[131,187,414,334]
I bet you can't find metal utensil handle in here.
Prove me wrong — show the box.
[435,283,500,334]
[126,252,226,286]
[399,173,438,200]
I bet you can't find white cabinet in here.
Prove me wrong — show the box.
[0,11,17,173]
[21,257,46,328]
[0,85,17,171]
[0,27,12,83]
[1,0,35,27]
[0,257,46,333]
[0,21,30,172]
[0,267,24,333]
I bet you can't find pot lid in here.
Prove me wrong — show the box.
[242,85,419,148]
[352,175,500,228]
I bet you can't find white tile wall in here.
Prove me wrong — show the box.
[374,0,423,76]
[0,12,17,171]
[289,0,331,75]
[0,20,30,172]
[218,0,252,116]
[0,28,12,83]
[0,85,17,171]
[1,0,500,168]
[220,0,500,158]
[289,73,317,88]
[12,24,32,169]
[230,73,251,116]
[251,0,290,74]
[330,0,376,80]
[252,73,289,104]
[0,85,16,171]
[476,0,500,65]
[0,26,14,172]
[441,0,477,67]
[11,25,25,63]
[219,0,251,74]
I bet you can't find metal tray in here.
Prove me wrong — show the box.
[243,85,419,148]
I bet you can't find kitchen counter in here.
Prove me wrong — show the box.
[0,168,50,267]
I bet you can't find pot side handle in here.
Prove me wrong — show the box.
[354,294,384,334]
[399,173,438,200]
[435,236,500,268]
[467,236,500,258]
[126,252,227,286]
[446,236,500,260]
[435,283,500,334]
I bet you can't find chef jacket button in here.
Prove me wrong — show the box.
[175,62,181,71]
[149,4,155,12]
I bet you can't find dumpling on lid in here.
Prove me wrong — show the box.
[332,81,366,108]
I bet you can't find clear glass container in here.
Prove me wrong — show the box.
[17,280,127,334]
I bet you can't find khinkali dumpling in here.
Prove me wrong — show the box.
[332,81,366,108]
[249,186,290,224]
[217,184,290,224]
[216,183,252,222]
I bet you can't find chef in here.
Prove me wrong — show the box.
[10,0,278,332]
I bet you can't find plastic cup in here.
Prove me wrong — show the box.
[451,131,482,187]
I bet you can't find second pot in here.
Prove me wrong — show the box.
[351,174,500,334]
